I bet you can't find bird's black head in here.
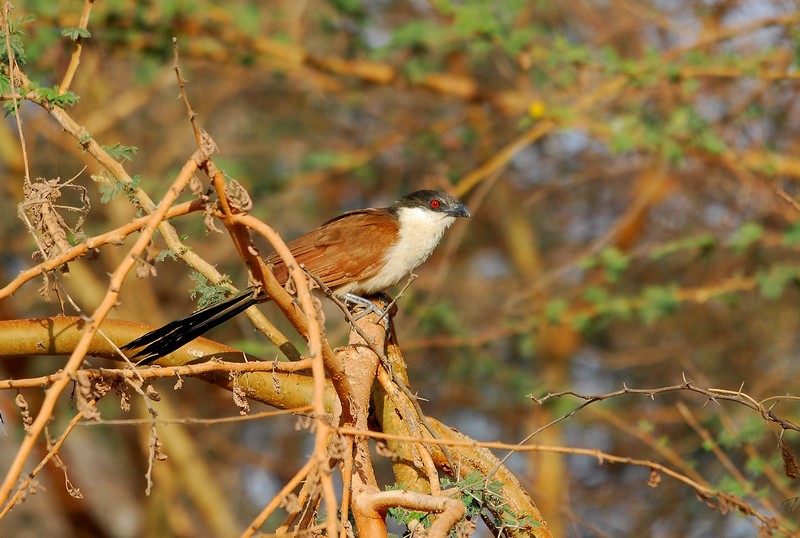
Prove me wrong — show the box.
[392,190,471,218]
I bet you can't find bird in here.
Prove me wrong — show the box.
[123,190,470,364]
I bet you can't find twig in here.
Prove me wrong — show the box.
[530,375,800,433]
[330,425,785,534]
[677,402,756,496]
[0,400,96,519]
[379,273,417,323]
[2,2,30,184]
[242,458,317,536]
[172,37,202,146]
[0,200,201,300]
[0,358,314,390]
[0,143,209,511]
[235,214,338,537]
[58,0,94,94]
[77,406,314,427]
[777,186,800,214]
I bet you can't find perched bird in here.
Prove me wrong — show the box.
[123,190,470,364]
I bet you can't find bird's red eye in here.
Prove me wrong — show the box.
[430,199,440,209]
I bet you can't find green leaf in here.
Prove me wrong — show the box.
[452,2,504,38]
[650,234,715,260]
[437,471,514,522]
[0,74,11,95]
[684,50,713,67]
[56,91,79,108]
[718,416,766,448]
[34,84,80,108]
[792,27,800,68]
[729,222,763,253]
[605,297,633,320]
[571,313,592,333]
[418,300,464,336]
[94,173,140,203]
[154,249,178,263]
[578,255,598,270]
[681,77,700,95]
[745,455,764,477]
[665,105,692,137]
[3,100,19,117]
[599,45,621,73]
[189,272,233,308]
[403,56,439,82]
[552,34,590,64]
[390,20,452,50]
[660,138,685,165]
[0,15,35,64]
[544,298,568,324]
[103,143,139,162]
[599,247,629,283]
[95,173,124,204]
[502,27,536,55]
[228,4,262,37]
[78,131,92,146]
[609,115,639,154]
[516,332,534,359]
[610,130,636,154]
[61,27,91,40]
[329,0,366,16]
[781,222,800,246]
[716,475,747,498]
[386,505,428,528]
[696,129,728,155]
[582,286,609,305]
[299,150,356,171]
[638,285,679,325]
[756,265,798,301]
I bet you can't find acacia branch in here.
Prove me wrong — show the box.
[532,376,800,434]
[58,0,93,94]
[0,145,210,510]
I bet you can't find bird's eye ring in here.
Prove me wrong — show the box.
[430,199,441,209]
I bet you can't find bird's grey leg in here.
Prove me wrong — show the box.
[343,293,388,321]
[343,293,395,355]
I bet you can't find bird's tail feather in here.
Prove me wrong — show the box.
[122,287,263,365]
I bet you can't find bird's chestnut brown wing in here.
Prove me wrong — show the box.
[266,209,399,289]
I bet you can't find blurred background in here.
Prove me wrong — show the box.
[3,1,800,536]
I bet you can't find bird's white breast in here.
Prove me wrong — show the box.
[345,206,456,296]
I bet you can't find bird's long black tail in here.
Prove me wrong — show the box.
[122,287,264,365]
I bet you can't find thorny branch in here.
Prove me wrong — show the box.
[6,3,800,537]
[530,374,800,434]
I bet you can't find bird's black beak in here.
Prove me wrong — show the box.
[449,202,471,218]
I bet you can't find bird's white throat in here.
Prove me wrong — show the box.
[344,206,456,296]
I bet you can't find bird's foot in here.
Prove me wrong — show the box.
[342,293,397,343]
[343,293,388,321]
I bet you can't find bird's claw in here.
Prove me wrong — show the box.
[343,293,388,321]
